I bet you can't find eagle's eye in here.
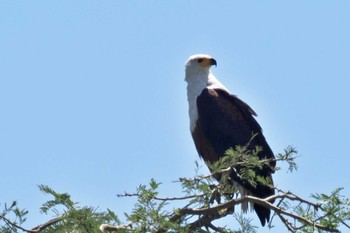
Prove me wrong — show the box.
[197,58,203,63]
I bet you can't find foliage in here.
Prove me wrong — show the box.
[293,188,350,233]
[1,185,120,233]
[0,201,28,233]
[1,146,349,232]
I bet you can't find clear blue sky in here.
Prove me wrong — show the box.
[1,1,349,232]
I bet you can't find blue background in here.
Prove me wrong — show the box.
[1,1,349,232]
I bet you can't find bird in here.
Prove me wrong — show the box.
[184,54,276,226]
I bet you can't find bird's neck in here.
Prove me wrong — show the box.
[186,71,228,103]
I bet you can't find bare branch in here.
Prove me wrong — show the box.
[164,193,340,232]
[99,223,132,232]
[276,212,296,232]
[29,216,63,232]
[117,192,206,201]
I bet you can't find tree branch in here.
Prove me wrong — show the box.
[0,214,63,233]
[29,216,63,232]
[117,192,205,201]
[0,214,30,232]
[115,186,342,232]
[99,223,132,232]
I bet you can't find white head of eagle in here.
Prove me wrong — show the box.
[184,54,276,227]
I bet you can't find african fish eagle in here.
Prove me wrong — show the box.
[185,54,276,226]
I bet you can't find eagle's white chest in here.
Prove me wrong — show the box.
[186,72,228,132]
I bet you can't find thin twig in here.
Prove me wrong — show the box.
[276,212,296,232]
[117,192,206,201]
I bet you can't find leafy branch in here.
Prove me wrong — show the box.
[1,185,120,233]
[1,146,349,232]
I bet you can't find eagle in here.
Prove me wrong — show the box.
[185,54,276,226]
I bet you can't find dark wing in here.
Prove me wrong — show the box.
[193,88,275,226]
